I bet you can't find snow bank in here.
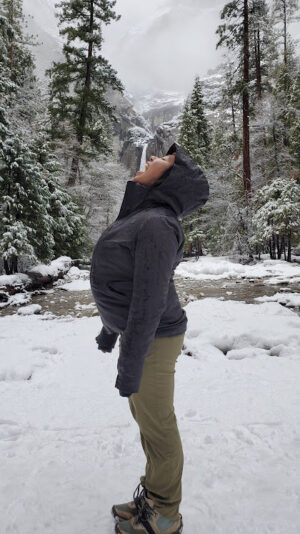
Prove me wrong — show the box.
[255,292,300,308]
[0,291,32,309]
[0,257,76,308]
[176,255,300,283]
[54,265,91,291]
[27,256,72,277]
[0,298,299,533]
[184,298,300,361]
[17,304,42,315]
[59,279,91,291]
[0,257,73,296]
[0,272,31,289]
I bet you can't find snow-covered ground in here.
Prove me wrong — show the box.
[1,293,300,533]
[176,255,300,284]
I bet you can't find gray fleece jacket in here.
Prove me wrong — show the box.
[90,142,209,397]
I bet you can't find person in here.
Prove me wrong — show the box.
[90,142,209,534]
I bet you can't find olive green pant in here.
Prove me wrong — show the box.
[120,333,185,521]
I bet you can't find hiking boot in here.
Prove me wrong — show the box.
[112,483,147,521]
[115,483,183,534]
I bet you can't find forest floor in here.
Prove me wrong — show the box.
[0,255,300,534]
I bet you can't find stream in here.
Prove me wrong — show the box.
[1,270,299,318]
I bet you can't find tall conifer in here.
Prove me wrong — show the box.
[46,0,124,185]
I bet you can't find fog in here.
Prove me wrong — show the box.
[102,0,226,96]
[22,0,299,99]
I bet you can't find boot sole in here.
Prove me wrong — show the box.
[114,516,184,533]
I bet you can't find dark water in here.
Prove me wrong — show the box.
[1,275,299,318]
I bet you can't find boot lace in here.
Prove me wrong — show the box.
[133,483,157,527]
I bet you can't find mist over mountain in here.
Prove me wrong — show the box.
[22,0,227,177]
[23,0,225,97]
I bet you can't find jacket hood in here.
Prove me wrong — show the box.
[115,142,209,221]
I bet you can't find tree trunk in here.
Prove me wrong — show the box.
[197,239,203,257]
[231,101,237,137]
[3,255,18,274]
[272,122,280,173]
[276,234,281,259]
[287,230,291,262]
[68,0,94,185]
[8,0,15,73]
[78,0,94,145]
[272,233,277,259]
[282,236,287,260]
[11,255,18,273]
[68,153,80,186]
[3,258,10,275]
[283,0,287,67]
[243,0,251,202]
[254,28,262,100]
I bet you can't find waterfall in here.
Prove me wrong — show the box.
[139,143,148,172]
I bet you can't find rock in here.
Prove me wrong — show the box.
[293,247,300,256]
[120,140,144,176]
[0,291,9,303]
[17,304,42,315]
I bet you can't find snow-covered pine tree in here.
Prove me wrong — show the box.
[46,0,124,186]
[179,76,211,168]
[216,0,252,202]
[0,2,43,273]
[0,1,87,273]
[189,76,211,167]
[203,109,247,256]
[249,0,279,101]
[178,76,211,257]
[272,62,297,167]
[272,0,300,68]
[0,4,19,105]
[178,97,197,166]
[0,132,55,274]
[216,0,278,202]
[250,177,300,261]
[289,70,300,170]
[0,0,36,90]
[33,137,87,258]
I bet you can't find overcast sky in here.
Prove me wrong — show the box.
[102,0,226,96]
[23,0,299,100]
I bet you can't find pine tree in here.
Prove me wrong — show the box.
[178,76,211,256]
[178,97,197,164]
[0,133,55,273]
[272,0,300,68]
[0,2,87,273]
[189,76,211,167]
[216,0,252,202]
[33,137,87,258]
[273,62,295,152]
[288,70,300,170]
[0,0,36,89]
[250,177,300,261]
[46,0,124,186]
[249,0,278,101]
[179,77,211,168]
[219,61,240,141]
[0,7,17,104]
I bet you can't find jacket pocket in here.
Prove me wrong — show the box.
[108,280,132,297]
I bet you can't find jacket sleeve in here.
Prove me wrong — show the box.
[115,217,180,397]
[96,325,119,353]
